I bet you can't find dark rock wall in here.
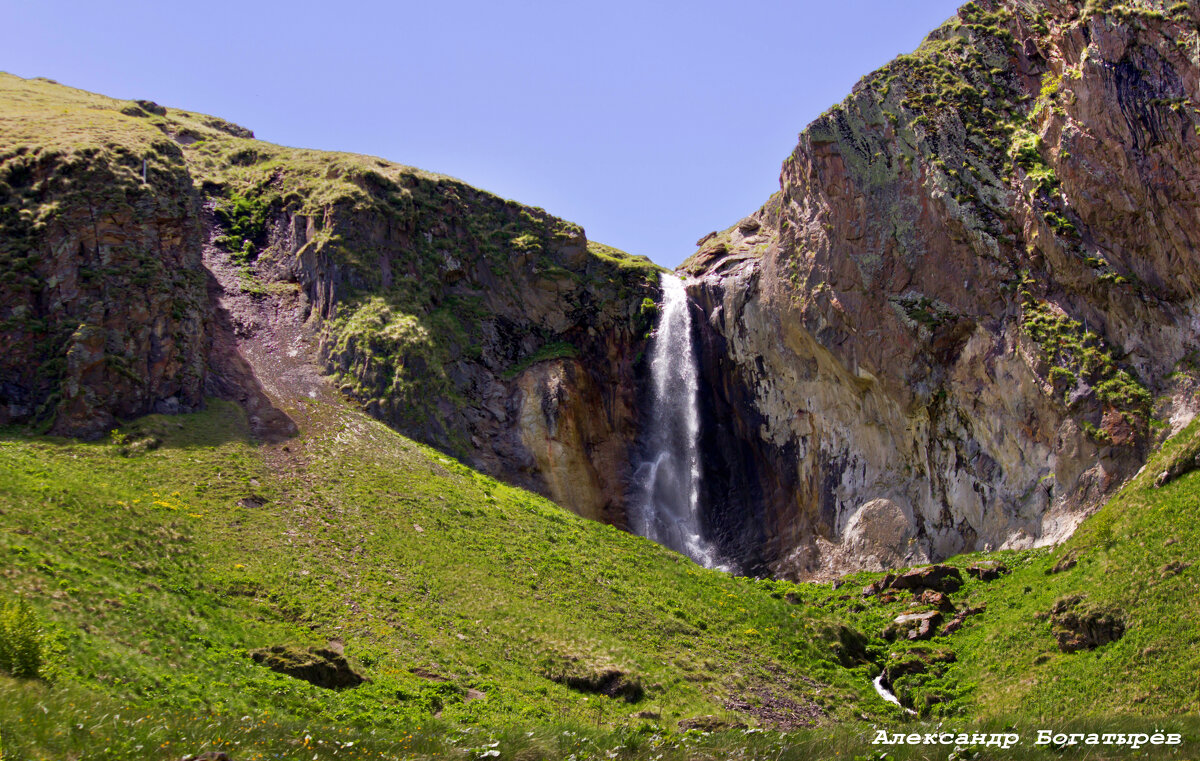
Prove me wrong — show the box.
[0,141,208,438]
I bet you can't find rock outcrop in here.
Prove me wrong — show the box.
[863,564,964,596]
[249,645,367,689]
[217,165,658,525]
[0,77,209,438]
[966,561,1009,581]
[0,73,658,527]
[885,610,944,641]
[1046,595,1126,652]
[682,0,1200,578]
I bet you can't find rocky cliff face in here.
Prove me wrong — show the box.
[0,73,658,525]
[0,80,209,438]
[683,0,1200,578]
[225,165,659,524]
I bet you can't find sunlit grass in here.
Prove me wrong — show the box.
[0,399,884,757]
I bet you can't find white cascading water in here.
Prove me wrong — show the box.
[631,273,722,569]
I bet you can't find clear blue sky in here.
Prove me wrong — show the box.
[5,0,962,268]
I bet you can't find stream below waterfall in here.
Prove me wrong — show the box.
[873,674,917,715]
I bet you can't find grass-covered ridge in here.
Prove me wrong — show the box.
[0,71,663,449]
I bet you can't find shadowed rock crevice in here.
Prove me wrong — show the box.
[691,274,800,577]
[203,268,297,442]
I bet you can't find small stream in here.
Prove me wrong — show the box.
[873,674,917,715]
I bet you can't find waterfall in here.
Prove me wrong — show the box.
[631,273,722,569]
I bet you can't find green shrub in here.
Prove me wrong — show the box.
[214,190,272,262]
[1049,365,1076,389]
[1043,210,1077,236]
[637,296,659,334]
[0,598,44,679]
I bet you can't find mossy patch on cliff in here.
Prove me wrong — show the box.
[500,340,579,380]
[1010,128,1059,197]
[1018,282,1152,441]
[858,3,1023,201]
[213,188,272,262]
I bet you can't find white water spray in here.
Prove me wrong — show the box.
[873,674,917,715]
[631,273,722,569]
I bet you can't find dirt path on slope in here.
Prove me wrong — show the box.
[201,207,374,482]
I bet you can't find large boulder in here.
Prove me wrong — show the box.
[917,589,956,612]
[249,645,367,689]
[839,498,925,573]
[885,610,943,641]
[890,565,963,594]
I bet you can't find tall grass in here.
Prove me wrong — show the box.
[0,597,43,680]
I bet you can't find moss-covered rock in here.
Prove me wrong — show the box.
[249,645,367,689]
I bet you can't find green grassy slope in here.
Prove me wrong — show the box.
[800,419,1200,726]
[952,422,1200,720]
[0,397,890,760]
[5,400,1199,761]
